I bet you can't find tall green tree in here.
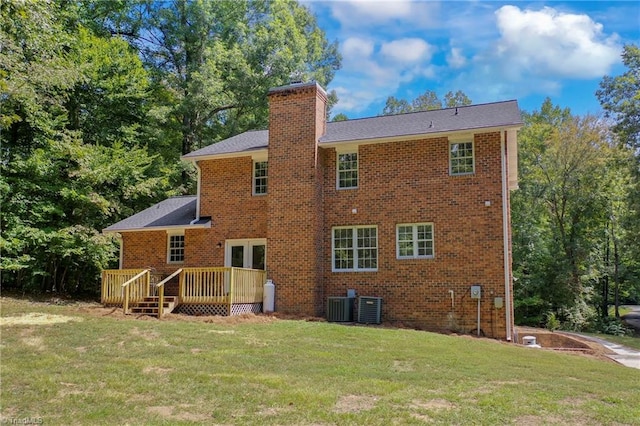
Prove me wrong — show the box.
[597,43,640,308]
[105,0,341,158]
[1,0,176,294]
[511,99,633,329]
[597,44,640,150]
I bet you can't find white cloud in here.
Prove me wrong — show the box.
[494,5,621,79]
[342,37,375,60]
[380,38,434,63]
[328,0,439,30]
[446,47,466,69]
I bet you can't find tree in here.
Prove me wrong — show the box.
[597,44,640,150]
[1,0,176,294]
[511,99,633,329]
[597,44,640,308]
[105,0,341,159]
[381,89,471,115]
[331,113,349,122]
[444,90,472,108]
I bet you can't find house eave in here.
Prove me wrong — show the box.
[103,222,211,234]
[182,148,268,162]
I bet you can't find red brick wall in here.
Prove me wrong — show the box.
[121,231,173,275]
[120,155,268,271]
[321,132,510,338]
[266,84,327,316]
[116,84,515,339]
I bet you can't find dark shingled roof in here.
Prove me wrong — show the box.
[320,100,522,143]
[103,196,210,232]
[182,100,522,160]
[182,130,268,159]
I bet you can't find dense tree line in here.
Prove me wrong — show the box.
[1,0,340,294]
[513,45,640,332]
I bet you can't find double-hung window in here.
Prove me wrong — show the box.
[253,161,268,195]
[167,232,185,263]
[332,226,377,271]
[396,223,434,259]
[337,152,358,189]
[449,141,474,175]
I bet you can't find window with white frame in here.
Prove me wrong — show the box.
[332,226,377,271]
[397,223,434,259]
[449,141,474,175]
[167,232,185,263]
[337,152,358,189]
[253,161,268,195]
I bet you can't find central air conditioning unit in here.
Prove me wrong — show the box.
[358,297,382,324]
[327,297,354,322]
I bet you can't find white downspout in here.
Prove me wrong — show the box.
[189,161,202,225]
[501,132,513,341]
[118,233,124,269]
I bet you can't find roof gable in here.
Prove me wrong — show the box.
[103,196,209,232]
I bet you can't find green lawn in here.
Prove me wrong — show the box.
[608,305,633,317]
[582,332,640,350]
[2,297,640,425]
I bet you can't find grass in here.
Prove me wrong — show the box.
[2,297,640,425]
[608,305,633,317]
[581,332,640,351]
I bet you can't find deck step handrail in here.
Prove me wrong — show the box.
[101,269,147,305]
[122,269,150,314]
[155,269,182,318]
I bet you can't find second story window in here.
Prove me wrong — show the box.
[450,141,474,175]
[337,152,358,189]
[253,161,268,195]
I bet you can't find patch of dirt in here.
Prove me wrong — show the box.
[142,366,173,375]
[333,394,378,413]
[0,313,83,326]
[516,326,617,363]
[147,405,209,422]
[514,414,594,426]
[392,360,415,372]
[21,336,45,351]
[410,399,456,411]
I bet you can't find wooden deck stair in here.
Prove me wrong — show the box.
[129,296,178,316]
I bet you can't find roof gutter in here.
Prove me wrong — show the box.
[189,161,202,225]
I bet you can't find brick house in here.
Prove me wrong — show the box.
[103,81,522,340]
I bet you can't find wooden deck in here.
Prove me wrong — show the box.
[101,267,266,317]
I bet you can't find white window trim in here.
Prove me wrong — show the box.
[331,225,378,272]
[252,160,268,196]
[396,223,435,259]
[336,150,359,190]
[167,230,185,264]
[449,140,475,176]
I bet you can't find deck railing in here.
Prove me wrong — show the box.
[156,269,182,318]
[122,270,151,314]
[101,269,150,305]
[180,267,266,305]
[102,267,266,312]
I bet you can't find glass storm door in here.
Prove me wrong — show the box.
[225,239,266,270]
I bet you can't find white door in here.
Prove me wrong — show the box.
[224,239,266,270]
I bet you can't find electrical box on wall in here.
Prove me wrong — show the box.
[470,285,481,299]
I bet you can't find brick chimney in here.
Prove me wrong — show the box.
[266,82,327,316]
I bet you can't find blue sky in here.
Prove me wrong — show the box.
[303,1,640,119]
